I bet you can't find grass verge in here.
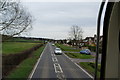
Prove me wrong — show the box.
[79,62,101,78]
[55,43,81,52]
[2,42,40,55]
[56,43,94,59]
[65,53,94,59]
[6,45,45,78]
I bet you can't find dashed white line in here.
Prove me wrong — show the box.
[53,63,58,73]
[51,53,54,56]
[49,43,54,54]
[57,63,63,73]
[50,44,65,79]
[53,63,63,73]
[53,53,56,56]
[57,73,66,80]
[52,57,58,62]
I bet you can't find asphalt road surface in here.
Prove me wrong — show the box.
[30,43,93,80]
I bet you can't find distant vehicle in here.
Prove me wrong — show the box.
[52,44,55,46]
[54,48,62,55]
[80,49,91,55]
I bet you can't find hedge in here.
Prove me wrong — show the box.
[2,44,43,78]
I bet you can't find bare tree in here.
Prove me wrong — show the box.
[69,25,83,47]
[0,1,32,40]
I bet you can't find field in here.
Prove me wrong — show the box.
[2,42,40,55]
[2,39,45,78]
[6,46,45,78]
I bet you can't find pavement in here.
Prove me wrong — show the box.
[29,42,93,79]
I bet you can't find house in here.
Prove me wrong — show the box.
[84,37,95,46]
[84,34,103,46]
[66,34,103,47]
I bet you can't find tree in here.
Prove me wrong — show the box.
[69,25,83,47]
[0,1,32,40]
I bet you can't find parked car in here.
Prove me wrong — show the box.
[80,49,91,55]
[54,48,62,55]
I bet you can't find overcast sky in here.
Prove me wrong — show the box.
[21,1,102,39]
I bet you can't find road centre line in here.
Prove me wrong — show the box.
[53,63,63,73]
[57,63,63,73]
[54,63,58,73]
[51,53,53,56]
[49,43,54,54]
[50,44,66,79]
[53,53,55,56]
[52,57,58,62]
[57,73,66,80]
[51,44,92,79]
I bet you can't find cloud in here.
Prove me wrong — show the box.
[21,0,101,2]
[21,2,101,39]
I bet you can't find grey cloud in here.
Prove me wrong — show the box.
[22,2,100,39]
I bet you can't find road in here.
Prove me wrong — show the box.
[30,43,93,80]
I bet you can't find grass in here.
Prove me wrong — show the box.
[56,43,94,59]
[6,45,45,78]
[65,53,94,59]
[2,42,40,55]
[55,43,81,52]
[79,62,101,78]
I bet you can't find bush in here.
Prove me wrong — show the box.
[88,46,96,52]
[2,44,43,78]
[88,46,102,53]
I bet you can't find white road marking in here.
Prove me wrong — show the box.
[57,73,66,80]
[52,57,58,62]
[53,53,56,56]
[28,44,48,79]
[51,53,53,56]
[53,63,63,73]
[49,43,54,54]
[51,44,66,79]
[54,63,58,73]
[57,63,63,73]
[51,53,56,57]
[74,63,94,79]
[63,52,94,79]
[50,44,56,58]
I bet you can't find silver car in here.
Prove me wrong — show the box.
[54,48,62,55]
